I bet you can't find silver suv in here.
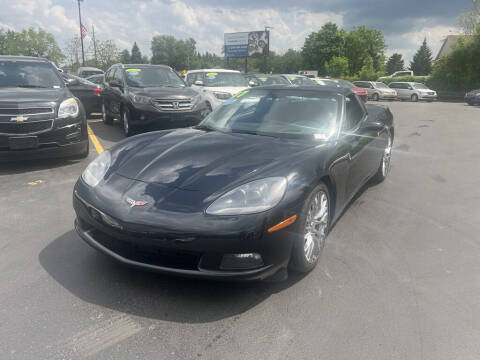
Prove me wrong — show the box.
[388,82,437,102]
[353,81,397,101]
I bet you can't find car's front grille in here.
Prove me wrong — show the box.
[0,120,53,135]
[0,107,54,116]
[152,98,193,111]
[90,228,201,270]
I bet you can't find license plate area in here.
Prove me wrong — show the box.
[8,136,38,150]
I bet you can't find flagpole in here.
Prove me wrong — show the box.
[77,0,85,66]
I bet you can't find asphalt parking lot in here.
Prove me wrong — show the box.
[1,101,480,360]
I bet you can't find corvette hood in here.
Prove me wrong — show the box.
[114,128,315,191]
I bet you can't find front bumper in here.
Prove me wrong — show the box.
[418,93,437,101]
[129,104,208,130]
[378,93,397,100]
[0,118,88,161]
[465,95,480,104]
[73,189,295,281]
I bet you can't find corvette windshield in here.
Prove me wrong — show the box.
[200,89,340,138]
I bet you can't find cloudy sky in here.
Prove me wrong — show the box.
[0,0,469,63]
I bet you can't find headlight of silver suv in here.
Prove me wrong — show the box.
[57,98,79,118]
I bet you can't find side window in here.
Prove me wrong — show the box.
[186,73,194,86]
[389,83,397,89]
[343,94,365,130]
[113,68,123,85]
[104,69,111,83]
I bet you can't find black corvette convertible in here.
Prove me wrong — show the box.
[73,86,394,281]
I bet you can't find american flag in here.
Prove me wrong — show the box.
[81,24,87,38]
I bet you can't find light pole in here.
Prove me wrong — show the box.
[264,26,272,73]
[77,0,85,66]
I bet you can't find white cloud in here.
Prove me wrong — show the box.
[386,23,460,62]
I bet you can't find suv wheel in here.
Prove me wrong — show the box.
[102,103,114,125]
[372,93,380,101]
[122,108,135,137]
[411,94,419,102]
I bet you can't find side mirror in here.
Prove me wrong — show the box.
[248,80,257,87]
[66,78,80,86]
[408,86,413,90]
[194,80,204,86]
[361,121,384,132]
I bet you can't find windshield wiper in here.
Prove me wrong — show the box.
[231,130,279,138]
[194,124,215,132]
[14,84,50,88]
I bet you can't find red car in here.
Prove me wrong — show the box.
[332,79,368,102]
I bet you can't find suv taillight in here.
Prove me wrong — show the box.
[93,87,101,96]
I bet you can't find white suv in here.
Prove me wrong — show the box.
[186,69,249,110]
[388,82,437,102]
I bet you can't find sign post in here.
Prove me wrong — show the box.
[224,31,270,73]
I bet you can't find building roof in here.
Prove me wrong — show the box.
[436,35,472,60]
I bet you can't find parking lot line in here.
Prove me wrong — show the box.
[87,124,104,154]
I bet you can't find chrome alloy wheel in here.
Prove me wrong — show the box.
[382,135,392,177]
[303,191,329,263]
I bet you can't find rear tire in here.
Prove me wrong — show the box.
[411,94,418,102]
[289,183,330,273]
[102,103,113,125]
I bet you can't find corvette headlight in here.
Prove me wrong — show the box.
[206,177,287,215]
[213,91,232,100]
[129,93,151,104]
[57,98,79,118]
[81,151,111,187]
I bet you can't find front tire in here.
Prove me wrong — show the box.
[102,103,113,125]
[122,108,135,137]
[372,93,380,101]
[373,133,393,183]
[289,183,330,273]
[411,94,418,102]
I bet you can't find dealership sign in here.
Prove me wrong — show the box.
[224,31,269,58]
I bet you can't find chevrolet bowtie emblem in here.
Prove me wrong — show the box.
[10,115,29,123]
[126,197,148,208]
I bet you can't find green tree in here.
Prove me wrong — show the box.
[325,56,349,77]
[0,27,64,65]
[386,53,405,74]
[271,49,302,73]
[429,31,480,91]
[96,40,120,70]
[344,26,386,76]
[410,38,433,75]
[458,0,480,35]
[151,35,197,69]
[120,49,130,64]
[130,42,146,63]
[356,56,379,80]
[301,22,345,75]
